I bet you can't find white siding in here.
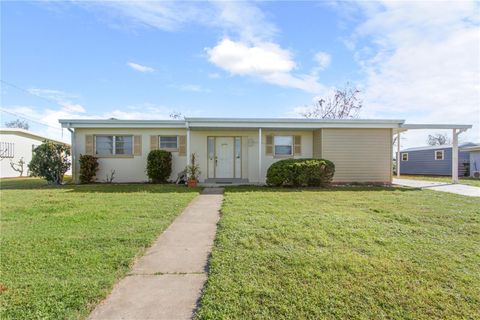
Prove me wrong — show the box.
[322,129,392,183]
[0,132,71,178]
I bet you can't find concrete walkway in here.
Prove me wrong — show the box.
[393,178,480,197]
[89,188,224,320]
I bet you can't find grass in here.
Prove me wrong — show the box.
[398,174,480,187]
[0,177,199,319]
[197,186,480,319]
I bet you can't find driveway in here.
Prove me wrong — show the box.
[393,178,480,197]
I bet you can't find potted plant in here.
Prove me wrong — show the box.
[186,153,201,188]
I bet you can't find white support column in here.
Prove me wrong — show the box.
[68,128,76,183]
[452,128,459,184]
[186,124,191,166]
[396,132,401,178]
[258,128,262,183]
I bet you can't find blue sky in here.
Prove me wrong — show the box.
[1,1,479,147]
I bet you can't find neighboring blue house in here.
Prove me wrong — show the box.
[399,143,478,176]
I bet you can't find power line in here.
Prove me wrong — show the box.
[0,108,64,132]
[0,79,64,105]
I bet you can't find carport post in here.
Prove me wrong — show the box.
[452,129,459,184]
[258,128,262,183]
[396,132,401,178]
[186,123,191,166]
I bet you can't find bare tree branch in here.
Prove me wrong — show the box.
[300,83,362,119]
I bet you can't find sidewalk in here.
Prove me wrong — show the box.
[89,188,224,320]
[393,178,480,197]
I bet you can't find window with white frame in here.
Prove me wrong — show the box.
[95,135,133,155]
[274,136,293,156]
[0,142,14,158]
[401,153,408,161]
[435,150,444,160]
[159,136,178,150]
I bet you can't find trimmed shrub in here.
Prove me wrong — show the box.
[28,141,71,185]
[266,158,335,187]
[146,150,172,183]
[79,154,99,183]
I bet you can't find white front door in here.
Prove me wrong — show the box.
[215,137,234,178]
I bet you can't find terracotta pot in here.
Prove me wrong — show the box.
[187,179,197,188]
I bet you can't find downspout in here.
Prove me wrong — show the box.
[186,121,191,168]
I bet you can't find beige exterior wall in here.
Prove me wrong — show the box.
[73,127,392,184]
[312,129,322,158]
[260,130,313,182]
[74,128,187,183]
[189,130,259,182]
[322,128,393,183]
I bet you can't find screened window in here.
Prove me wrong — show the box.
[0,142,14,158]
[274,136,293,156]
[159,136,178,150]
[401,153,408,161]
[435,150,444,160]
[95,135,132,155]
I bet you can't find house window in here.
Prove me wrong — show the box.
[274,136,293,156]
[95,135,133,155]
[401,153,408,161]
[159,136,178,150]
[0,142,14,158]
[435,150,444,160]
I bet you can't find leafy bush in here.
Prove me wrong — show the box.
[79,154,99,183]
[146,150,172,183]
[28,141,71,185]
[266,158,335,187]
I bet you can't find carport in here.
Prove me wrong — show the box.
[394,124,473,183]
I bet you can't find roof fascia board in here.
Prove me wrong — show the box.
[401,124,472,129]
[188,121,402,129]
[0,128,69,145]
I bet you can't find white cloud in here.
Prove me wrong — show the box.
[76,1,324,93]
[127,62,155,73]
[171,84,211,93]
[208,72,221,79]
[313,52,331,71]
[206,38,324,93]
[345,0,480,148]
[27,88,86,113]
[207,39,295,75]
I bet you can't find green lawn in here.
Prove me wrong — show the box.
[398,174,480,187]
[0,178,199,319]
[197,187,480,319]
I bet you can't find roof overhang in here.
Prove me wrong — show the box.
[59,119,186,129]
[59,118,406,129]
[460,146,480,152]
[394,123,473,134]
[0,128,69,145]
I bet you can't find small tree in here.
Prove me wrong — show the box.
[300,83,362,119]
[146,150,172,183]
[29,141,71,185]
[79,154,99,183]
[5,119,29,130]
[427,133,450,146]
[9,157,25,176]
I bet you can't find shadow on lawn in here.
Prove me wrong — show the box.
[0,179,200,194]
[224,185,420,193]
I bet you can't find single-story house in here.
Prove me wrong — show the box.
[399,143,478,176]
[59,118,472,184]
[460,145,480,178]
[0,128,71,178]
